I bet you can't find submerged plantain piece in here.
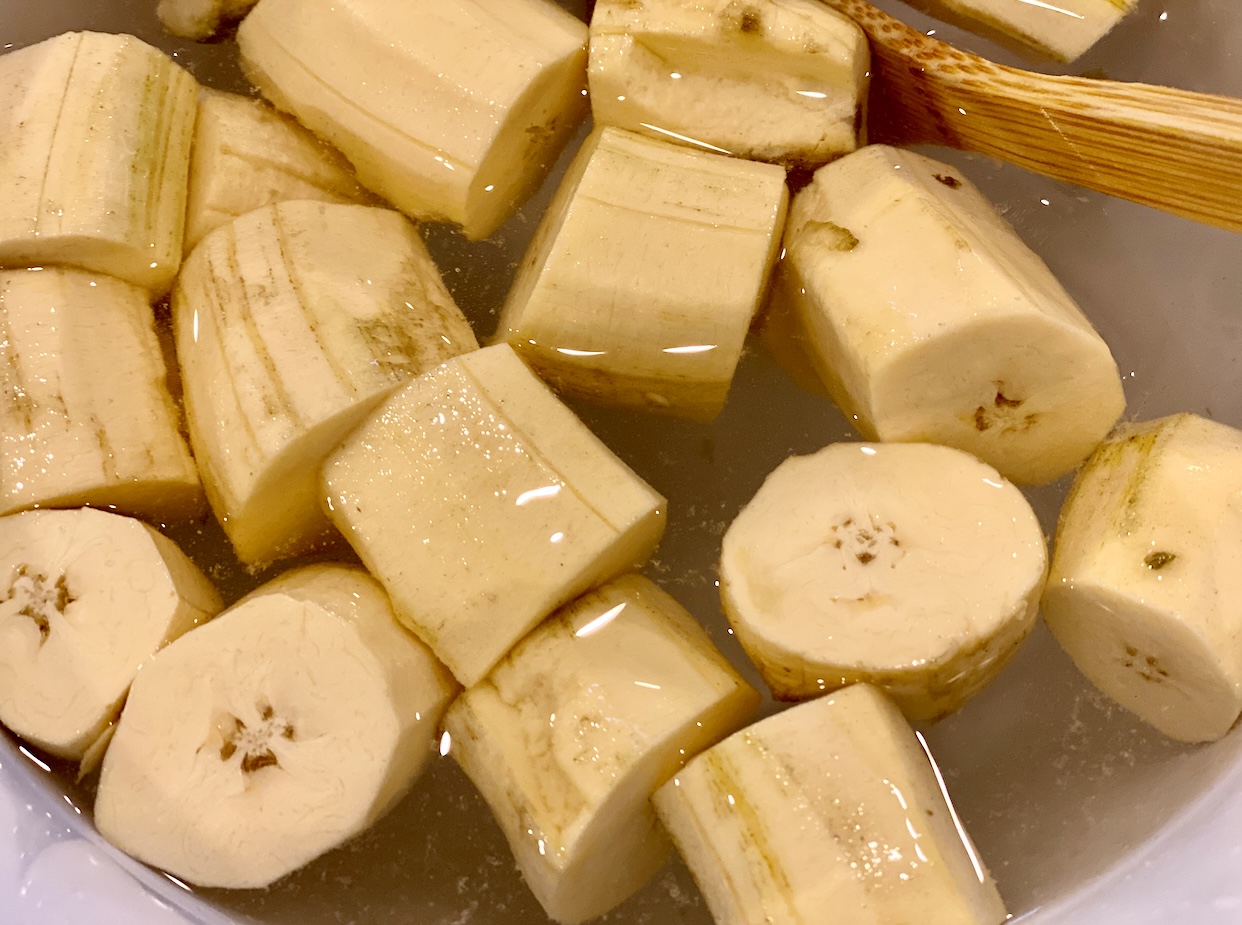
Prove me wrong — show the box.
[322,344,667,687]
[494,126,787,421]
[445,575,759,923]
[771,144,1126,485]
[95,564,456,889]
[184,89,374,252]
[1044,413,1242,743]
[897,0,1140,62]
[0,267,204,521]
[655,685,1009,925]
[590,0,869,166]
[173,200,477,567]
[238,0,591,239]
[720,442,1047,721]
[0,508,221,763]
[0,32,198,294]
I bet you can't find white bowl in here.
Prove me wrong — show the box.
[2,0,1242,922]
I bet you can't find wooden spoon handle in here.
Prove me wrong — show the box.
[822,0,1242,231]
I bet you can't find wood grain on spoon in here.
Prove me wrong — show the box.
[820,0,1242,231]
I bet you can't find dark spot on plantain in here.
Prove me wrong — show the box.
[803,220,860,252]
[740,7,763,34]
[1144,551,1177,570]
[7,565,74,645]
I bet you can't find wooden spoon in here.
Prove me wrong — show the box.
[819,0,1242,231]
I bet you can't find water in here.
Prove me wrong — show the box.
[2,0,1242,923]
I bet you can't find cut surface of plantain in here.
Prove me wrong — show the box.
[0,267,203,521]
[653,684,1008,925]
[494,126,787,421]
[720,442,1046,721]
[444,574,760,924]
[1044,414,1242,743]
[184,89,374,252]
[772,144,1126,484]
[238,0,589,239]
[94,563,456,889]
[173,200,478,567]
[590,0,869,167]
[0,508,221,762]
[898,0,1139,62]
[0,32,197,294]
[158,0,258,40]
[322,343,667,687]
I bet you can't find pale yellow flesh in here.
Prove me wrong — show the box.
[1043,414,1242,743]
[0,508,221,760]
[0,268,203,521]
[0,32,197,294]
[444,575,759,923]
[590,0,869,165]
[238,0,589,238]
[494,127,787,421]
[775,144,1125,485]
[654,685,1008,925]
[184,89,373,251]
[173,200,477,567]
[721,442,1046,721]
[322,344,667,687]
[900,0,1138,62]
[95,564,455,889]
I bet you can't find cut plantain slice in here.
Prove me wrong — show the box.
[0,508,221,761]
[590,0,869,167]
[720,442,1047,721]
[184,89,374,253]
[444,574,760,924]
[0,267,203,521]
[771,144,1126,485]
[0,32,197,294]
[322,343,667,687]
[94,564,456,889]
[238,0,590,239]
[173,200,477,567]
[654,684,1009,925]
[494,127,787,421]
[1044,413,1242,743]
